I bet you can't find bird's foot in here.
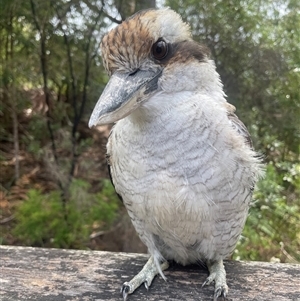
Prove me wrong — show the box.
[121,256,169,301]
[202,259,228,301]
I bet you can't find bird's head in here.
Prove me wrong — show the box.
[89,8,213,127]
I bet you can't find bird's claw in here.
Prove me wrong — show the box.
[202,277,227,300]
[202,276,213,287]
[120,280,150,300]
[120,283,131,301]
[213,286,227,301]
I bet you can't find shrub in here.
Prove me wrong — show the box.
[13,179,120,249]
[234,162,300,263]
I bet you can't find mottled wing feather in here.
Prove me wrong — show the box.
[223,102,253,149]
[227,110,256,192]
[227,111,253,149]
[106,152,124,203]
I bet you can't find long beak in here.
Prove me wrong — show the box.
[88,69,162,127]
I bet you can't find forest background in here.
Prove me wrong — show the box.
[0,0,299,263]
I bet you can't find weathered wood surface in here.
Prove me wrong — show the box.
[0,246,299,301]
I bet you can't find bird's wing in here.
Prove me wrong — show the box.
[225,103,256,192]
[106,151,124,203]
[225,103,253,149]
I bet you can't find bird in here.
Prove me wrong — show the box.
[89,8,264,301]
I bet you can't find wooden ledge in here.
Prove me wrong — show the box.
[0,245,299,301]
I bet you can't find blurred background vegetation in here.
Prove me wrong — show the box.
[0,0,299,263]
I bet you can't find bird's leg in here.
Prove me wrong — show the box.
[121,256,169,301]
[202,259,228,301]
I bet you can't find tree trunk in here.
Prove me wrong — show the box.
[114,0,156,20]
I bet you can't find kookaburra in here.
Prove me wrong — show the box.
[89,8,263,301]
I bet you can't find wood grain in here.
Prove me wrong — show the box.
[0,245,299,301]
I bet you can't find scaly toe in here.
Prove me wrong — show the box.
[119,257,169,300]
[203,260,228,301]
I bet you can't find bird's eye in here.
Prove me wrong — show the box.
[151,39,168,60]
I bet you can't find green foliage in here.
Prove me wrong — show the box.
[234,162,300,262]
[13,179,120,248]
[24,115,48,155]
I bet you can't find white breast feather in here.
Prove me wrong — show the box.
[107,81,262,265]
